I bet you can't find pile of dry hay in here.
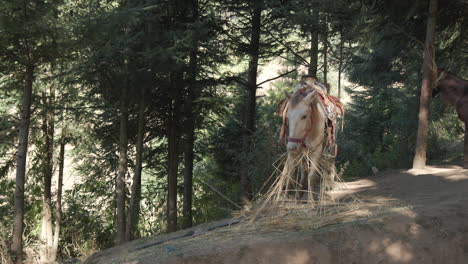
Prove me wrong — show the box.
[233,150,367,232]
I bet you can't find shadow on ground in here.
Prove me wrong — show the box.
[85,165,468,264]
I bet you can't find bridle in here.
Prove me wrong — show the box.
[286,114,315,148]
[286,90,318,148]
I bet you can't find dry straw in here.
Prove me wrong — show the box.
[234,149,364,232]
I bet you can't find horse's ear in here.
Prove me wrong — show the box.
[304,91,318,104]
[284,91,292,100]
[275,98,288,116]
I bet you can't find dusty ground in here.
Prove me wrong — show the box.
[85,165,468,264]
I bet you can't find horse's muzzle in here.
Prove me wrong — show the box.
[287,142,302,153]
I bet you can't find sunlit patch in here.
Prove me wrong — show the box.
[385,241,414,262]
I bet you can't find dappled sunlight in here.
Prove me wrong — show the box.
[261,247,314,264]
[368,239,415,263]
[85,165,468,264]
[383,240,414,262]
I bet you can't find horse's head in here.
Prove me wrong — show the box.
[284,87,321,153]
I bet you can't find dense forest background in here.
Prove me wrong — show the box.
[0,0,467,263]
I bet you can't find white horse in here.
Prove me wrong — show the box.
[277,76,342,201]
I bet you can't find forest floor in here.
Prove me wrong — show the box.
[85,165,468,264]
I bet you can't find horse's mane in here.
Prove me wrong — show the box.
[438,69,468,89]
[434,69,468,100]
[290,88,309,107]
[439,69,468,82]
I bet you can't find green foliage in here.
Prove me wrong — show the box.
[0,0,467,262]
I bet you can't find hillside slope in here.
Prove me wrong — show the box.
[85,165,468,264]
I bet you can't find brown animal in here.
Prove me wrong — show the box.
[433,69,468,168]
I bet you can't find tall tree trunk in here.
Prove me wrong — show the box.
[322,15,329,94]
[167,74,183,233]
[116,85,129,244]
[338,32,344,99]
[182,0,199,230]
[125,88,145,241]
[412,0,438,169]
[308,7,319,76]
[11,64,34,264]
[240,0,262,202]
[182,113,195,229]
[40,86,55,264]
[52,127,65,262]
[240,0,263,201]
[183,44,199,229]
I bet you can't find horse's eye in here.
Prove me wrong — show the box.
[301,115,307,120]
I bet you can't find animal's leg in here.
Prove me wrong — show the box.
[465,122,468,169]
[306,169,317,203]
[296,161,306,200]
[457,104,468,169]
[283,155,294,200]
[324,157,336,191]
[303,150,321,201]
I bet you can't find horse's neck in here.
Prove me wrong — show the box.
[439,73,468,105]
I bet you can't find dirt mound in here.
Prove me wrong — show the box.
[85,165,468,264]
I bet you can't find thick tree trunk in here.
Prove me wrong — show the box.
[125,89,145,241]
[308,7,319,76]
[116,85,129,244]
[40,86,55,264]
[412,0,438,169]
[167,74,183,233]
[240,0,262,202]
[52,128,65,262]
[11,64,34,264]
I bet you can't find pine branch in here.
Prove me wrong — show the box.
[264,27,310,66]
[256,69,296,87]
[389,21,424,47]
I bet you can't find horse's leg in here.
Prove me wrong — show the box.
[464,122,468,169]
[325,157,336,191]
[296,161,306,200]
[456,102,468,169]
[306,169,316,203]
[283,154,294,200]
[303,149,322,201]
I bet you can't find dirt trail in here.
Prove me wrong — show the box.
[85,165,468,264]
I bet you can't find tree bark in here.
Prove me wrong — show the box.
[167,74,183,233]
[338,32,344,99]
[116,85,129,244]
[308,7,319,76]
[240,0,262,202]
[11,64,34,264]
[183,47,199,229]
[125,88,145,241]
[182,0,199,230]
[322,15,329,94]
[412,0,438,169]
[40,86,55,264]
[52,128,65,262]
